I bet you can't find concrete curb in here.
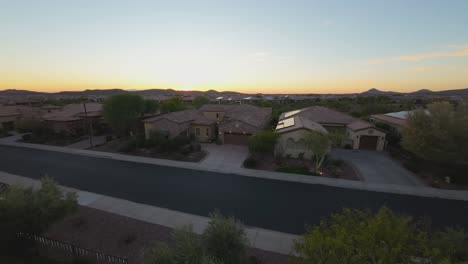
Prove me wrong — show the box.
[1,140,468,201]
[0,171,297,255]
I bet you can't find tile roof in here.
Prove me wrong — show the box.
[276,115,328,134]
[370,114,407,126]
[200,104,272,128]
[346,120,374,131]
[42,103,102,121]
[143,110,205,124]
[280,106,356,125]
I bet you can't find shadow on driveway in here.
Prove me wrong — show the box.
[330,149,424,186]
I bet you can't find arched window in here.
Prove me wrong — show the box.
[286,138,295,148]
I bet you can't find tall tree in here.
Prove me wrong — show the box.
[402,102,468,166]
[160,97,186,113]
[193,96,210,109]
[305,131,331,171]
[144,99,159,114]
[103,94,145,136]
[248,130,279,155]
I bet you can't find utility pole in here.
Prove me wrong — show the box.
[83,101,94,148]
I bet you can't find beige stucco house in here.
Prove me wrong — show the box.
[275,106,386,157]
[42,103,103,133]
[0,105,45,131]
[143,104,272,145]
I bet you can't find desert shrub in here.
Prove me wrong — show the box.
[203,211,248,264]
[179,144,193,155]
[146,131,168,147]
[143,212,248,264]
[0,177,77,253]
[243,157,257,168]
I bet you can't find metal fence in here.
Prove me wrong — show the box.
[18,232,128,264]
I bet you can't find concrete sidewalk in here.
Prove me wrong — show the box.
[0,171,297,255]
[1,136,467,201]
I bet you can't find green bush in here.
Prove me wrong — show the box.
[0,177,77,253]
[203,212,248,264]
[248,130,279,155]
[243,157,257,168]
[143,212,248,264]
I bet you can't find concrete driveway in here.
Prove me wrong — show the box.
[201,143,249,171]
[330,149,424,186]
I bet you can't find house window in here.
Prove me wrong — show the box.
[216,113,220,119]
[206,128,210,136]
[195,127,200,136]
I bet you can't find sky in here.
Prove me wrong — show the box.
[1,0,468,94]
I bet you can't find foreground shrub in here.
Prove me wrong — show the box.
[143,211,249,264]
[0,177,77,253]
[294,207,468,264]
[203,211,249,264]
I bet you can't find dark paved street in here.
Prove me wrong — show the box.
[1,145,468,234]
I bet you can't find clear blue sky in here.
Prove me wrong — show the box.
[1,0,468,93]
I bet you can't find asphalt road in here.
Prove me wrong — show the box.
[1,145,468,234]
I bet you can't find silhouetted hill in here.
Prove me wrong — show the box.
[360,88,399,95]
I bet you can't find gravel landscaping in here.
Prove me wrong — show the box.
[45,206,291,264]
[248,155,360,181]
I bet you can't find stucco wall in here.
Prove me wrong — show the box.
[202,111,225,122]
[276,129,316,159]
[0,115,19,130]
[190,124,215,142]
[346,127,386,151]
[144,119,189,139]
[46,120,85,133]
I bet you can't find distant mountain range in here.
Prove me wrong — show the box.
[360,88,468,97]
[0,87,467,99]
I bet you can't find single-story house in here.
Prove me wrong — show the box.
[275,106,385,157]
[0,105,45,131]
[0,106,21,131]
[143,104,272,145]
[369,110,411,134]
[143,109,216,142]
[42,103,103,133]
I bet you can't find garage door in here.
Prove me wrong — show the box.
[224,133,250,145]
[359,135,378,150]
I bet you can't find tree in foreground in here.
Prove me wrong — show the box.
[304,131,331,172]
[0,177,78,253]
[248,130,279,156]
[193,96,210,109]
[143,211,248,264]
[294,207,468,264]
[103,94,145,136]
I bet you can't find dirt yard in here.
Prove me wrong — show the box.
[45,206,291,264]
